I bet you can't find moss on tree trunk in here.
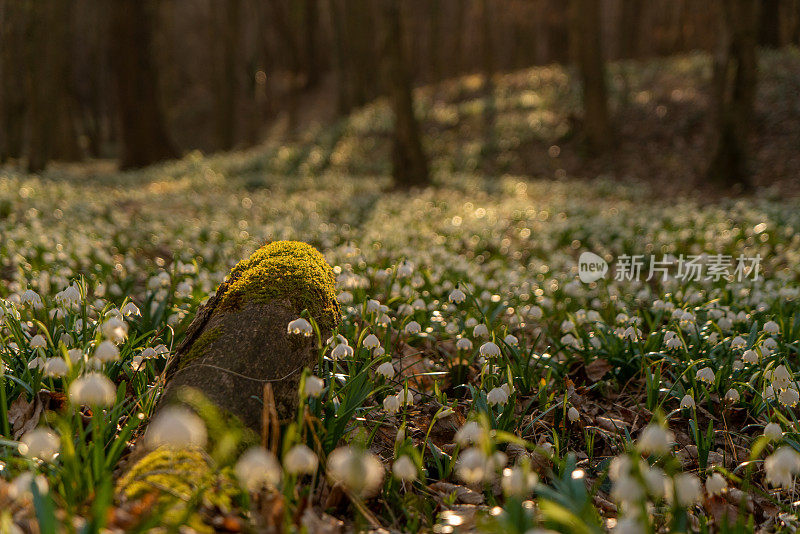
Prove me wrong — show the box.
[158,241,340,430]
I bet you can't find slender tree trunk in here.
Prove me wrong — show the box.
[257,2,276,121]
[794,0,800,44]
[617,0,643,107]
[511,3,525,69]
[50,0,81,162]
[571,0,612,154]
[110,0,177,169]
[345,0,378,108]
[451,1,467,77]
[26,0,55,172]
[211,0,240,150]
[758,0,781,47]
[266,1,301,79]
[618,0,643,58]
[479,0,496,169]
[428,0,442,83]
[303,0,320,89]
[80,0,110,158]
[266,0,301,132]
[0,0,27,163]
[547,0,570,63]
[707,0,758,190]
[25,0,81,172]
[328,0,351,114]
[381,0,429,188]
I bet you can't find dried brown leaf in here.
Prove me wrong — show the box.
[585,359,612,382]
[9,393,44,440]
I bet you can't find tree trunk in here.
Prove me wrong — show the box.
[707,0,758,190]
[381,0,429,188]
[159,241,341,429]
[25,0,81,172]
[256,1,277,121]
[571,0,612,154]
[618,0,643,58]
[794,0,800,45]
[303,0,320,89]
[479,0,496,169]
[50,0,81,162]
[110,0,177,169]
[451,0,467,77]
[266,0,302,132]
[344,0,378,108]
[328,0,351,114]
[78,0,111,158]
[265,1,301,79]
[26,0,54,172]
[547,0,570,63]
[211,0,240,150]
[758,0,781,47]
[428,0,442,83]
[0,0,27,163]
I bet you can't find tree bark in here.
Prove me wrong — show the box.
[110,0,177,169]
[381,0,429,188]
[795,0,800,45]
[77,0,112,158]
[328,0,351,114]
[547,0,570,63]
[428,0,442,82]
[25,0,54,172]
[266,0,302,132]
[571,0,612,154]
[479,0,496,169]
[303,0,320,89]
[707,0,758,190]
[51,0,81,162]
[159,241,340,428]
[618,0,643,58]
[758,0,781,48]
[344,0,379,108]
[256,1,277,121]
[0,0,27,163]
[211,0,240,150]
[25,0,81,172]
[451,0,467,77]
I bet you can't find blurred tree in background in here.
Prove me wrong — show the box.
[0,0,798,186]
[380,0,429,188]
[707,0,759,190]
[571,0,612,154]
[110,0,177,169]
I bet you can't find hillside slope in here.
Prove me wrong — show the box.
[240,49,800,195]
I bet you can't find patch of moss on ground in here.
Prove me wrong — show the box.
[218,240,340,331]
[117,448,239,532]
[180,325,223,369]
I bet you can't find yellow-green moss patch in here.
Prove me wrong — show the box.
[117,448,239,531]
[218,240,340,331]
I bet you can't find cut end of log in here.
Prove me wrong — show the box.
[218,240,340,332]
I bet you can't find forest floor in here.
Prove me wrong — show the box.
[0,50,800,533]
